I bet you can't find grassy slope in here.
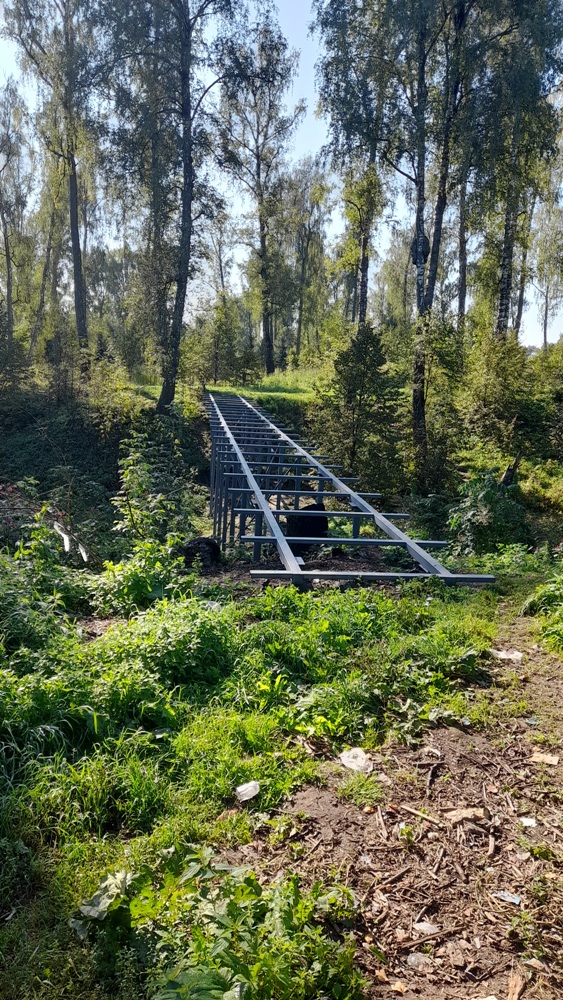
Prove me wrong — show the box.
[2,376,563,998]
[3,563,562,999]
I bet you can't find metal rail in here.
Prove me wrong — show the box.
[205,392,495,589]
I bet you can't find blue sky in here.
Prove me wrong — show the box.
[276,0,329,158]
[0,6,559,348]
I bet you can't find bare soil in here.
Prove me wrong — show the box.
[222,611,563,1000]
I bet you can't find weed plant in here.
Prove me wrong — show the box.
[524,572,563,651]
[0,544,506,998]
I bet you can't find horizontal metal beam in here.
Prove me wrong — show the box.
[249,570,496,584]
[222,472,359,482]
[234,507,408,518]
[205,392,494,589]
[240,536,447,548]
[235,395,451,578]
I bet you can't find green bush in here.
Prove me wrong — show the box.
[522,574,563,652]
[70,852,364,1000]
[90,538,194,615]
[448,471,529,554]
[93,599,238,687]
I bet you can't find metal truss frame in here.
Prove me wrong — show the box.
[205,392,495,589]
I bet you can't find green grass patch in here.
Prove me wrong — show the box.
[0,566,511,998]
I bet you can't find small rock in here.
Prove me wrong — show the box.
[525,958,550,972]
[519,816,537,828]
[444,807,486,825]
[447,942,467,968]
[407,952,433,971]
[377,770,393,786]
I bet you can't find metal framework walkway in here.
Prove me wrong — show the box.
[205,392,495,588]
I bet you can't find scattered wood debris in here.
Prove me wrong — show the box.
[220,633,563,999]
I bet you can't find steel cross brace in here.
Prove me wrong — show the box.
[205,392,495,588]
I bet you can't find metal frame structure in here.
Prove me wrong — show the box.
[205,392,495,588]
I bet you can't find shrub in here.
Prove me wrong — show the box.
[70,853,364,1000]
[448,471,529,554]
[93,599,238,687]
[522,574,563,652]
[90,538,194,615]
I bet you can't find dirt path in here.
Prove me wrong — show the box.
[224,605,563,1000]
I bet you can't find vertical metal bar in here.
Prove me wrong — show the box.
[253,512,263,562]
[209,435,216,516]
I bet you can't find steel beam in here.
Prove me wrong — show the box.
[204,392,494,589]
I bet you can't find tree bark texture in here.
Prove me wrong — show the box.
[0,194,14,352]
[358,231,370,328]
[412,14,429,480]
[495,113,521,340]
[28,199,57,360]
[68,152,89,348]
[543,283,550,350]
[259,215,275,374]
[157,2,193,412]
[514,192,536,337]
[458,172,467,334]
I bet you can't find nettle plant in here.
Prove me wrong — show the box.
[70,848,363,1000]
[91,425,201,614]
[448,471,529,555]
[113,425,196,543]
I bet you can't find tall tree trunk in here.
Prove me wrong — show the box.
[543,282,550,351]
[358,230,370,328]
[151,134,170,386]
[296,232,310,360]
[495,192,518,340]
[423,118,454,314]
[495,113,521,340]
[458,171,468,335]
[28,199,57,361]
[259,214,275,374]
[412,16,429,483]
[157,7,193,412]
[68,151,88,348]
[514,192,536,337]
[0,194,14,353]
[350,265,359,324]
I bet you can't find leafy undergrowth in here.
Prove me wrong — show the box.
[0,543,511,999]
[523,571,563,652]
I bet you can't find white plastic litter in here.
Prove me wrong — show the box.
[235,781,260,802]
[338,748,373,774]
[491,890,521,906]
[413,921,440,935]
[489,649,523,663]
